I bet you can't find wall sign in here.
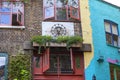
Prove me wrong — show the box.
[107,58,120,64]
[42,22,74,37]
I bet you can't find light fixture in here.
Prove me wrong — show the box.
[97,56,104,63]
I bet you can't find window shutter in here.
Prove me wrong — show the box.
[69,0,80,20]
[69,6,80,20]
[17,10,23,26]
[42,48,50,72]
[43,0,55,19]
[70,48,73,69]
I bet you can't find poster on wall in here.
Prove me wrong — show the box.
[42,22,74,37]
[0,57,6,80]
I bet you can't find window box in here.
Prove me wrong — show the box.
[33,42,82,48]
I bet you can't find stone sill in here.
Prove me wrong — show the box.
[33,42,82,47]
[0,26,25,29]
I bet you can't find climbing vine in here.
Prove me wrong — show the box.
[9,54,31,80]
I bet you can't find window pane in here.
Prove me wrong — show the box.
[48,54,57,73]
[112,24,118,35]
[56,0,68,8]
[68,0,79,8]
[35,56,40,68]
[47,54,72,73]
[0,2,11,12]
[44,7,54,19]
[44,0,54,7]
[70,7,79,19]
[56,8,67,20]
[60,54,71,73]
[113,35,118,46]
[106,33,112,44]
[104,22,111,32]
[0,14,10,25]
[12,2,24,13]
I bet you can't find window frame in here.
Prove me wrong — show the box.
[0,1,24,27]
[43,0,80,22]
[104,20,119,47]
[43,48,74,74]
[110,64,120,80]
[0,53,8,80]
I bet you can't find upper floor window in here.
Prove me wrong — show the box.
[0,1,24,26]
[104,20,119,46]
[43,0,80,22]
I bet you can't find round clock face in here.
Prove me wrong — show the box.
[51,24,67,37]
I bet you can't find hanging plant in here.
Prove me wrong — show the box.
[31,35,52,54]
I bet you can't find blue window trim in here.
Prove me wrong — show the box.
[104,20,119,47]
[0,53,8,80]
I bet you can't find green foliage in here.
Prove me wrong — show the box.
[9,54,31,80]
[66,36,83,49]
[31,35,83,50]
[6,0,30,3]
[31,35,52,46]
[56,36,69,43]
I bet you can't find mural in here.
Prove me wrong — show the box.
[0,57,6,80]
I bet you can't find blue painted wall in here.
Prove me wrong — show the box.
[87,0,120,80]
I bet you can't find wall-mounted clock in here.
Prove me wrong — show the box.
[51,24,67,37]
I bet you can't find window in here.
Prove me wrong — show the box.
[0,53,8,80]
[110,64,120,80]
[104,20,119,46]
[47,53,73,73]
[42,48,73,74]
[43,0,80,21]
[0,1,24,26]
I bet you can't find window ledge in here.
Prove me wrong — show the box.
[0,26,25,29]
[107,43,120,49]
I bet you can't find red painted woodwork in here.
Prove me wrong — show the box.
[33,48,84,80]
[42,48,50,72]
[70,6,80,20]
[33,54,43,75]
[74,54,84,75]
[70,48,74,69]
[43,0,80,22]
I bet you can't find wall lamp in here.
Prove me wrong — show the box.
[97,56,104,63]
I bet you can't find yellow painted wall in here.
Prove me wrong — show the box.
[80,0,94,68]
